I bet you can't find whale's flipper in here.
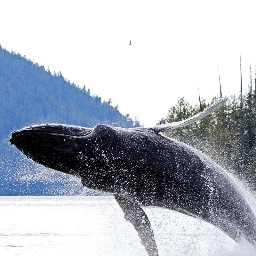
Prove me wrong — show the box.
[114,194,159,256]
[147,98,227,133]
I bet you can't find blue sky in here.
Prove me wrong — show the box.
[1,0,256,126]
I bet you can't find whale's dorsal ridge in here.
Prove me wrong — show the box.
[144,98,227,133]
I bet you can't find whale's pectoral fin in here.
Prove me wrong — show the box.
[142,98,227,133]
[114,194,159,256]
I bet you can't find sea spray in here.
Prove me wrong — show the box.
[223,239,256,256]
[221,173,256,256]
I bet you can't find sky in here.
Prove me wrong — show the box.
[1,0,256,126]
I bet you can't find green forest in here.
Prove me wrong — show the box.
[160,73,256,189]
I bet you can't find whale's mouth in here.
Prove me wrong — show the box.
[10,124,93,154]
[10,123,92,143]
[10,124,93,173]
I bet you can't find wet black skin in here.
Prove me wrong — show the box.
[10,124,256,248]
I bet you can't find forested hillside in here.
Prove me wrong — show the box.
[0,45,139,195]
[160,79,256,189]
[0,46,138,138]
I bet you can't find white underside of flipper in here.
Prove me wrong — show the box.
[146,98,227,133]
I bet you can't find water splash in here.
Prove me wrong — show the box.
[223,239,256,256]
[1,139,83,195]
[221,174,256,256]
[226,172,256,214]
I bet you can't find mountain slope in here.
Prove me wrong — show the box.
[0,46,138,138]
[0,45,139,195]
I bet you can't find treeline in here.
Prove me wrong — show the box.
[160,76,256,188]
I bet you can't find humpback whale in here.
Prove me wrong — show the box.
[10,99,256,256]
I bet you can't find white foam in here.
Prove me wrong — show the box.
[223,239,256,256]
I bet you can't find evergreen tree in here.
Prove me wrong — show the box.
[160,87,256,188]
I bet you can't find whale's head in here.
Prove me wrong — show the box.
[10,124,123,187]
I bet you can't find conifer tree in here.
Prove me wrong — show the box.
[160,62,256,188]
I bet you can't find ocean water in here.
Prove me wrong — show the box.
[0,196,255,256]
